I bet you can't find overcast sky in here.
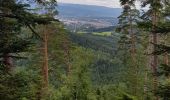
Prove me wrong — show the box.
[57,0,122,8]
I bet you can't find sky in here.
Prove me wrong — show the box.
[57,0,122,8]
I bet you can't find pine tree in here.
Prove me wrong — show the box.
[0,0,58,72]
[117,0,140,97]
[139,0,162,99]
[0,0,58,99]
[150,1,170,99]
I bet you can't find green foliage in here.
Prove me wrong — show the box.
[55,47,97,100]
[70,32,118,55]
[94,84,138,100]
[157,80,170,100]
[0,67,42,100]
[157,61,170,100]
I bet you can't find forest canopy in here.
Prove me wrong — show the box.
[0,0,170,100]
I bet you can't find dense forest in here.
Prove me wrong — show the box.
[0,0,170,100]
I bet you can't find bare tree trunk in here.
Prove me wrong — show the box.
[38,25,49,100]
[43,26,49,87]
[37,25,49,100]
[151,7,159,100]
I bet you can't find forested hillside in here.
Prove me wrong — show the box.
[0,0,170,100]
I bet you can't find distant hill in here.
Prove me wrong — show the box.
[57,3,122,18]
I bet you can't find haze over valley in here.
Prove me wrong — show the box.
[57,3,122,30]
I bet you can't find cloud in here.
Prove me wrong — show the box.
[58,0,121,8]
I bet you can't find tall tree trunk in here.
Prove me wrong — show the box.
[129,10,138,96]
[151,6,159,100]
[43,25,49,87]
[37,25,49,100]
[3,4,13,72]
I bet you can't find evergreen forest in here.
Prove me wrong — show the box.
[0,0,170,100]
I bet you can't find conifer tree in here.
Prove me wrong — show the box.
[139,0,164,99]
[0,0,58,72]
[150,1,170,99]
[117,0,140,97]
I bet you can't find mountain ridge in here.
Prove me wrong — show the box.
[57,3,122,18]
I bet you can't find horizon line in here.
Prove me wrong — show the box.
[57,2,122,9]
